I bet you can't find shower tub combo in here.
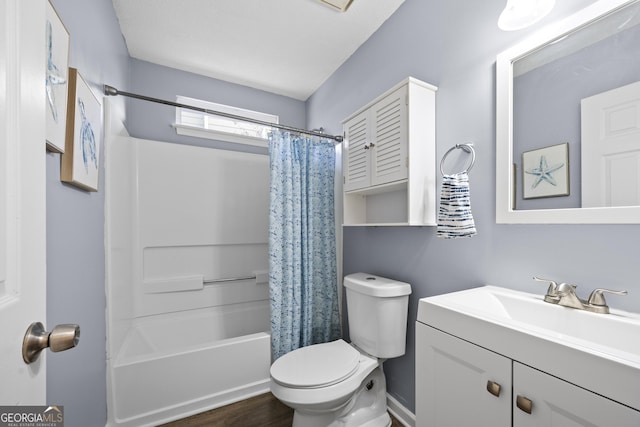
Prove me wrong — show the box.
[110,302,270,426]
[106,125,272,426]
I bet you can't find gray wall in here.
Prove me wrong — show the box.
[46,0,128,425]
[126,58,307,155]
[308,0,640,413]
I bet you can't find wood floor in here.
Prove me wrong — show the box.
[160,392,404,427]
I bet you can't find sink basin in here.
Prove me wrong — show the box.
[417,285,640,410]
[423,285,640,357]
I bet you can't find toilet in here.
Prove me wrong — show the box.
[270,272,411,427]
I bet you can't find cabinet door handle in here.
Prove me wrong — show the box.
[516,395,533,414]
[364,143,370,150]
[486,380,501,397]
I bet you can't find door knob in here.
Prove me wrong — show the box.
[22,322,80,364]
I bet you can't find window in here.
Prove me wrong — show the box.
[174,95,279,147]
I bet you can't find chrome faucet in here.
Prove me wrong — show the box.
[555,282,586,310]
[533,276,628,314]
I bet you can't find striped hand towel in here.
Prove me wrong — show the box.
[437,172,477,239]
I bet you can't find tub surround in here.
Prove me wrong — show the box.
[105,129,271,426]
[109,310,270,426]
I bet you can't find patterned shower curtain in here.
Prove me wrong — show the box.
[268,130,341,360]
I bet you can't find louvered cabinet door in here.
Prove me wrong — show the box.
[343,109,371,192]
[371,86,408,187]
[341,77,436,225]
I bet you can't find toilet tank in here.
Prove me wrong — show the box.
[344,273,412,359]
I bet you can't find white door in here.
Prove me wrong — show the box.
[581,81,640,207]
[0,0,48,404]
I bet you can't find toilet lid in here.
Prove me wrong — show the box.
[270,340,360,388]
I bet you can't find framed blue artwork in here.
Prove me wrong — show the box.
[522,142,570,199]
[61,68,101,192]
[45,0,70,153]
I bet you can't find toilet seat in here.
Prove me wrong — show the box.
[270,340,360,389]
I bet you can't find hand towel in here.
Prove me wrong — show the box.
[437,172,477,239]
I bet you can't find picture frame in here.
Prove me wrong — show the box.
[61,68,101,192]
[522,142,569,199]
[45,0,70,153]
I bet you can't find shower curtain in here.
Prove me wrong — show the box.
[268,130,341,360]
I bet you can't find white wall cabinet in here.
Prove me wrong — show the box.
[343,85,408,192]
[416,324,640,427]
[342,77,437,226]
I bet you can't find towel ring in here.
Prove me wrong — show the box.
[440,143,475,176]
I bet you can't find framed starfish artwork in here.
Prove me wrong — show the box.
[522,142,569,199]
[61,68,101,192]
[45,0,70,153]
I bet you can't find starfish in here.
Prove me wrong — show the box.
[524,155,564,188]
[46,20,67,123]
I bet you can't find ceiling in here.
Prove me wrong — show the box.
[112,0,405,101]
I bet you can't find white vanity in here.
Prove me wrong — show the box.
[415,286,640,426]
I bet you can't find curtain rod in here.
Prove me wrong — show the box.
[103,85,343,143]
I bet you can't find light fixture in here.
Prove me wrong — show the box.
[498,0,556,31]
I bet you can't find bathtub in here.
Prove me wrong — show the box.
[105,136,273,426]
[107,301,271,427]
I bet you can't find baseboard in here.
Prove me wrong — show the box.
[107,380,270,427]
[387,393,415,427]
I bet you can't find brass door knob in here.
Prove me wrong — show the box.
[22,322,80,364]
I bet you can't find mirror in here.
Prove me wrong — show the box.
[496,0,640,223]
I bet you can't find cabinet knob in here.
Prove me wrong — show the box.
[486,380,501,397]
[364,144,370,150]
[516,395,533,414]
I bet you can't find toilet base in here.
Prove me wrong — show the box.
[291,366,391,427]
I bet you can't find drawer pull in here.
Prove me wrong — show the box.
[486,380,501,397]
[516,395,533,414]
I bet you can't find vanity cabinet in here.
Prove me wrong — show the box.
[416,323,511,427]
[342,77,437,226]
[416,323,640,427]
[513,362,640,426]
